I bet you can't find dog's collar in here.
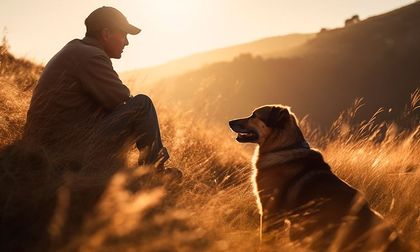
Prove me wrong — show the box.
[270,140,310,153]
[256,147,320,168]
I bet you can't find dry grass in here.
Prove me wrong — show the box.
[0,41,418,251]
[0,37,42,146]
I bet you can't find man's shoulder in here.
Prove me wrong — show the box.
[42,38,110,76]
[64,38,107,58]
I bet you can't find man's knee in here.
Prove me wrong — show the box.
[128,94,154,111]
[132,94,152,104]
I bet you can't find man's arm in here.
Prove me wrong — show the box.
[77,54,130,110]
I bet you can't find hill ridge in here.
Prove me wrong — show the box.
[121,33,314,89]
[145,1,420,127]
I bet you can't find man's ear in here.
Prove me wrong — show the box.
[101,28,111,41]
[265,107,290,128]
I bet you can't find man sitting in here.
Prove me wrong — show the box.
[23,6,178,176]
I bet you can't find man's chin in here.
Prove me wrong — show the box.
[110,54,122,59]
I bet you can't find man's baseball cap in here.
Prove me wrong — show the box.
[85,6,141,35]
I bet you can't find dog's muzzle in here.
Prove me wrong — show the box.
[229,119,259,143]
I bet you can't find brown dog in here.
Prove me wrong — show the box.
[229,105,407,251]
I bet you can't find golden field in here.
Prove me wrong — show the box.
[0,40,419,251]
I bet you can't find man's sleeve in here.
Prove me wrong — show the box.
[77,54,130,110]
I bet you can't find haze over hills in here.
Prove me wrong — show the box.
[121,33,314,89]
[142,2,420,128]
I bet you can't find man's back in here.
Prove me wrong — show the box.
[24,37,130,149]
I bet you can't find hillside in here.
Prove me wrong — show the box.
[145,2,420,128]
[121,33,314,89]
[0,40,42,145]
[0,35,419,251]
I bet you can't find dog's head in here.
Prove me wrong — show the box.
[229,105,308,151]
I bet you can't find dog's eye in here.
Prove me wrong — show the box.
[251,113,256,118]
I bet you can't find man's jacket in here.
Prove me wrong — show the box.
[23,37,130,149]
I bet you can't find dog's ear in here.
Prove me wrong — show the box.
[265,107,290,128]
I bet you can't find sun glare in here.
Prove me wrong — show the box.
[138,0,203,33]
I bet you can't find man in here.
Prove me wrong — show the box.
[20,7,182,246]
[23,6,176,175]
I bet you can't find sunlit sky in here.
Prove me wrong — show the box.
[0,0,414,71]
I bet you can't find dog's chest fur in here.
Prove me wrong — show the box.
[254,162,303,214]
[253,148,322,209]
[252,148,335,234]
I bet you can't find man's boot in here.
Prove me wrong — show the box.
[138,147,183,182]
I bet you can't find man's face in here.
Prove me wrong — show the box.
[103,29,129,59]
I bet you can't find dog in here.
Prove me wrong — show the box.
[229,105,408,251]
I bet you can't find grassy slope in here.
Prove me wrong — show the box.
[0,41,419,251]
[0,40,42,146]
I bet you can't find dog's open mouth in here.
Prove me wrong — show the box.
[236,130,258,142]
[229,119,259,143]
